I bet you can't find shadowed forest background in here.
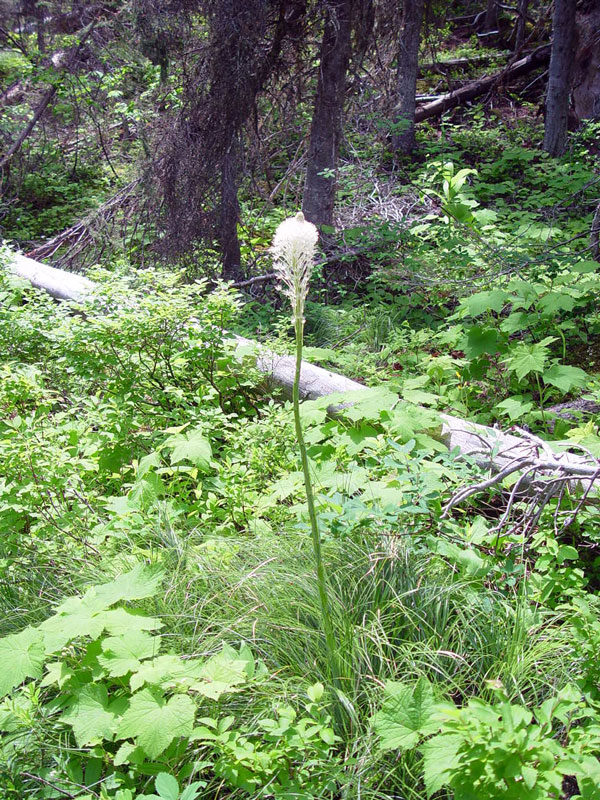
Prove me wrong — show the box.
[2,1,600,798]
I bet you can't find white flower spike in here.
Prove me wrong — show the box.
[271,211,319,320]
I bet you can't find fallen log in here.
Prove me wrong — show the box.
[418,53,505,75]
[415,44,550,123]
[5,252,599,503]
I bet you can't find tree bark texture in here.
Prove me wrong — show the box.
[302,0,354,232]
[392,0,425,155]
[6,251,598,492]
[515,0,528,50]
[591,199,600,261]
[543,0,577,156]
[219,140,242,280]
[484,0,498,31]
[572,3,600,122]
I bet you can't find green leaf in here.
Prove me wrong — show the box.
[61,684,120,746]
[0,627,45,697]
[130,654,203,692]
[98,631,161,677]
[420,733,462,797]
[192,644,255,700]
[464,327,499,358]
[538,292,575,315]
[102,608,164,636]
[460,289,508,317]
[503,340,554,381]
[500,311,530,334]
[117,688,195,759]
[307,682,324,703]
[373,678,438,751]
[165,428,212,470]
[495,396,534,421]
[543,364,587,393]
[155,773,179,800]
[40,566,163,652]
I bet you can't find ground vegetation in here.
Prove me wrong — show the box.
[1,1,600,798]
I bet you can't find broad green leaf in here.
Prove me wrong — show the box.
[495,396,534,421]
[500,311,530,334]
[166,428,212,470]
[307,682,324,702]
[98,631,161,677]
[373,678,438,751]
[117,688,195,759]
[102,608,164,636]
[40,566,164,652]
[464,327,499,358]
[0,627,45,697]
[94,564,165,605]
[538,292,575,315]
[192,643,255,700]
[460,289,508,317]
[155,773,179,800]
[61,684,120,746]
[543,364,587,393]
[40,660,74,689]
[503,340,555,381]
[130,654,204,692]
[420,733,462,797]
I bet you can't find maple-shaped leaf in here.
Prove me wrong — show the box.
[61,684,123,746]
[39,565,164,652]
[40,591,114,652]
[0,627,45,697]
[192,643,256,700]
[420,733,462,797]
[543,364,587,394]
[164,428,212,470]
[94,564,165,605]
[503,338,555,381]
[102,608,163,636]
[98,631,161,677]
[117,688,195,759]
[373,678,438,751]
[130,654,204,692]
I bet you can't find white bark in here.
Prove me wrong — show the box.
[5,252,598,490]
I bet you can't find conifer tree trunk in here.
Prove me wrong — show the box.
[484,0,498,31]
[515,0,528,50]
[392,0,425,156]
[543,0,576,156]
[219,140,241,280]
[302,0,354,232]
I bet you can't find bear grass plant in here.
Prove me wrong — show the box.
[271,211,341,695]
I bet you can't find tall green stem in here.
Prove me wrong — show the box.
[292,310,340,689]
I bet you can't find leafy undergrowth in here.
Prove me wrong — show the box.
[2,242,600,800]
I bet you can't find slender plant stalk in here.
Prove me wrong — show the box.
[271,211,340,690]
[292,310,341,688]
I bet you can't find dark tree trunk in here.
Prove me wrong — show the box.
[591,200,600,261]
[572,3,600,122]
[515,0,528,50]
[543,0,576,156]
[302,0,353,232]
[219,141,241,280]
[392,0,425,156]
[484,0,498,30]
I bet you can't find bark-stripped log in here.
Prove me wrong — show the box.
[5,252,598,491]
[414,45,550,124]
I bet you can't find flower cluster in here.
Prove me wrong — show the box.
[271,212,319,321]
